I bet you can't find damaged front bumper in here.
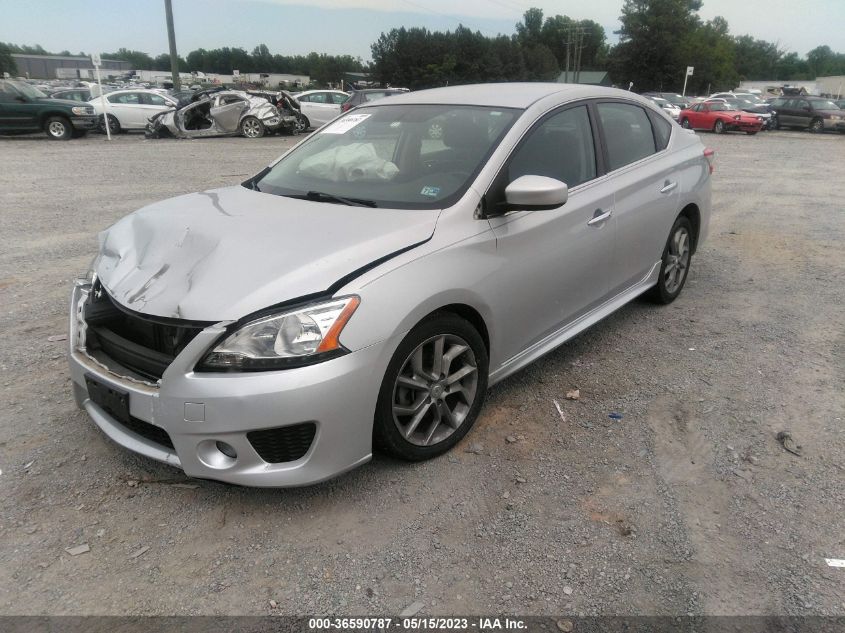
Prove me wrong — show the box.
[68,280,390,487]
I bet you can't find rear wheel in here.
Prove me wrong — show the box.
[713,119,725,134]
[809,118,824,133]
[770,114,779,130]
[240,116,265,138]
[374,314,488,461]
[647,215,693,304]
[44,116,72,140]
[681,118,691,129]
[295,115,309,133]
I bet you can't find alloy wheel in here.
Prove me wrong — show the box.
[242,118,262,138]
[48,121,67,137]
[663,225,690,294]
[391,334,478,447]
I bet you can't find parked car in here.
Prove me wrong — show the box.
[644,95,681,120]
[341,88,409,113]
[49,86,113,102]
[643,92,692,109]
[146,90,297,139]
[246,89,308,133]
[69,83,712,486]
[835,99,845,110]
[707,97,774,129]
[679,100,764,134]
[89,89,179,133]
[0,79,97,140]
[292,89,350,129]
[767,96,845,133]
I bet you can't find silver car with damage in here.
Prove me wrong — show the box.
[146,89,296,139]
[69,83,713,486]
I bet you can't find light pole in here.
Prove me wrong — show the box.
[164,0,181,90]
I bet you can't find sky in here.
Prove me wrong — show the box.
[1,0,843,62]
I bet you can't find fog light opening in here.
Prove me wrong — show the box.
[197,439,238,469]
[216,441,237,459]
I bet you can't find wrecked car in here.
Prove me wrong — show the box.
[70,83,712,487]
[145,89,298,139]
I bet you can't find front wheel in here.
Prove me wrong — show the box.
[681,118,691,129]
[240,116,265,138]
[809,118,824,133]
[647,215,693,304]
[374,314,489,461]
[44,116,73,140]
[713,119,725,134]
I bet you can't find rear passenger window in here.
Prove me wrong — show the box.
[508,105,597,188]
[650,113,672,150]
[597,102,656,171]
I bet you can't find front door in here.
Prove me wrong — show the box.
[487,103,614,363]
[210,96,249,132]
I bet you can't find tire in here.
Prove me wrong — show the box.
[770,114,779,130]
[295,115,309,133]
[746,131,758,135]
[809,118,824,133]
[97,114,120,135]
[680,118,691,129]
[240,116,265,138]
[374,314,489,461]
[713,119,725,134]
[44,116,72,140]
[647,215,693,304]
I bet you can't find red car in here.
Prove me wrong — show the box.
[679,101,764,135]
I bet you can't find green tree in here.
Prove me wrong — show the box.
[609,0,703,91]
[0,43,16,76]
[102,48,155,70]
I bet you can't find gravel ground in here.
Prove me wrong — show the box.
[0,128,843,617]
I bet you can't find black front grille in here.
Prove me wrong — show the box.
[84,285,208,380]
[247,423,316,463]
[120,416,175,450]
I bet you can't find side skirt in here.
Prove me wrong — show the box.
[488,260,662,386]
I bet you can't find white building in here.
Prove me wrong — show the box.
[132,70,309,88]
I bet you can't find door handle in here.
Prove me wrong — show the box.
[587,209,612,226]
[660,180,678,194]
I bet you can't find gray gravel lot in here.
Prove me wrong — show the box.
[0,129,843,616]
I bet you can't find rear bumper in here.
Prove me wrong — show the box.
[68,281,395,487]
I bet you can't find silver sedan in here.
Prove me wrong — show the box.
[68,83,713,486]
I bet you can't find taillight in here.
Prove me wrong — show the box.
[703,147,715,174]
[341,102,352,112]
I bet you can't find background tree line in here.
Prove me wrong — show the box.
[2,0,845,93]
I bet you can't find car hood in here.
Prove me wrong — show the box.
[42,97,90,107]
[94,185,440,321]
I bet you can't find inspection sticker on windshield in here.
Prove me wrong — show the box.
[321,113,372,134]
[420,186,441,197]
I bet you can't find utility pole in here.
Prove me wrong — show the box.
[564,26,571,83]
[164,0,181,90]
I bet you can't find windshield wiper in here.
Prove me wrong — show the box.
[296,191,378,207]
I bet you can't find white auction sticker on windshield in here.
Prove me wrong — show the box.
[321,113,372,134]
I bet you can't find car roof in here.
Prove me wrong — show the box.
[370,83,640,109]
[297,89,347,95]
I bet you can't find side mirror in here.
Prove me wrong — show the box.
[504,175,568,211]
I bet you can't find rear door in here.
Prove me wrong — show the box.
[301,92,336,126]
[595,101,679,295]
[107,92,143,128]
[210,95,249,132]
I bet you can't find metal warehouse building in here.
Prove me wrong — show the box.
[11,54,131,79]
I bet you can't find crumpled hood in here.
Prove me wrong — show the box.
[95,186,439,321]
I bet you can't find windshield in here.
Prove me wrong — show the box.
[1,80,47,99]
[253,104,520,209]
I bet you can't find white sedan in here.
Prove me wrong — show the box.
[89,89,178,133]
[292,89,349,129]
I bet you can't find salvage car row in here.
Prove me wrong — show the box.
[0,79,412,141]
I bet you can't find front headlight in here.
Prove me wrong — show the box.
[71,106,91,116]
[198,296,360,371]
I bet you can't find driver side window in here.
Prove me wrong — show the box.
[508,105,597,188]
